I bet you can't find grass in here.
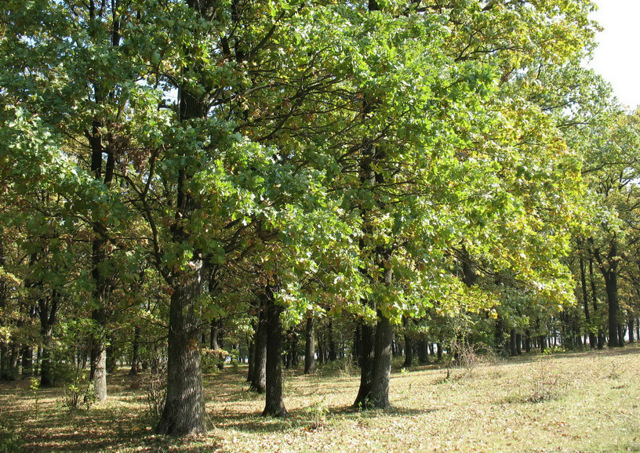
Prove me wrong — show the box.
[1,346,639,452]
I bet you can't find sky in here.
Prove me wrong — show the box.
[589,0,640,108]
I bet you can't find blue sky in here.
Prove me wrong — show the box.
[589,0,640,108]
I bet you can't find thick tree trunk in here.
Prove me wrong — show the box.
[262,287,287,417]
[249,304,267,393]
[369,314,393,409]
[91,348,108,401]
[509,329,518,356]
[304,315,316,374]
[524,330,531,353]
[418,338,430,365]
[353,321,374,408]
[594,240,621,348]
[156,267,205,436]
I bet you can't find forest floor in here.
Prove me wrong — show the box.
[1,345,639,452]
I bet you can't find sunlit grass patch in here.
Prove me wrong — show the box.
[1,346,639,452]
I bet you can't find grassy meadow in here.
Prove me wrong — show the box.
[1,346,639,452]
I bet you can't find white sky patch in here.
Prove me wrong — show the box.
[589,0,640,109]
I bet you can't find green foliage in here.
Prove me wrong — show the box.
[0,0,619,427]
[63,369,96,411]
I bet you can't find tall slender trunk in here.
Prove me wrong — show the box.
[304,315,316,374]
[402,316,413,368]
[604,270,620,347]
[579,250,597,348]
[129,325,141,375]
[327,322,337,362]
[588,256,605,349]
[39,291,59,387]
[262,286,287,417]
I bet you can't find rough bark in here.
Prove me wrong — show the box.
[353,321,374,408]
[593,239,621,348]
[249,303,267,393]
[262,286,287,417]
[369,314,393,409]
[156,267,205,436]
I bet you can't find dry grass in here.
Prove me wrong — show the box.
[1,346,639,452]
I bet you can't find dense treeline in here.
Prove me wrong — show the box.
[1,0,639,437]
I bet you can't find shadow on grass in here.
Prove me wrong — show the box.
[206,402,441,435]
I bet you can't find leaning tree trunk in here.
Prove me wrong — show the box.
[156,267,205,436]
[262,286,287,417]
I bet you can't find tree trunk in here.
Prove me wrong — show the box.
[579,251,597,348]
[509,328,518,356]
[369,314,393,409]
[495,317,505,356]
[418,338,429,364]
[249,304,267,393]
[38,291,59,387]
[603,268,620,347]
[402,316,413,368]
[130,325,141,375]
[156,267,205,436]
[328,322,337,362]
[403,334,413,368]
[353,321,374,408]
[262,287,287,417]
[304,315,316,374]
